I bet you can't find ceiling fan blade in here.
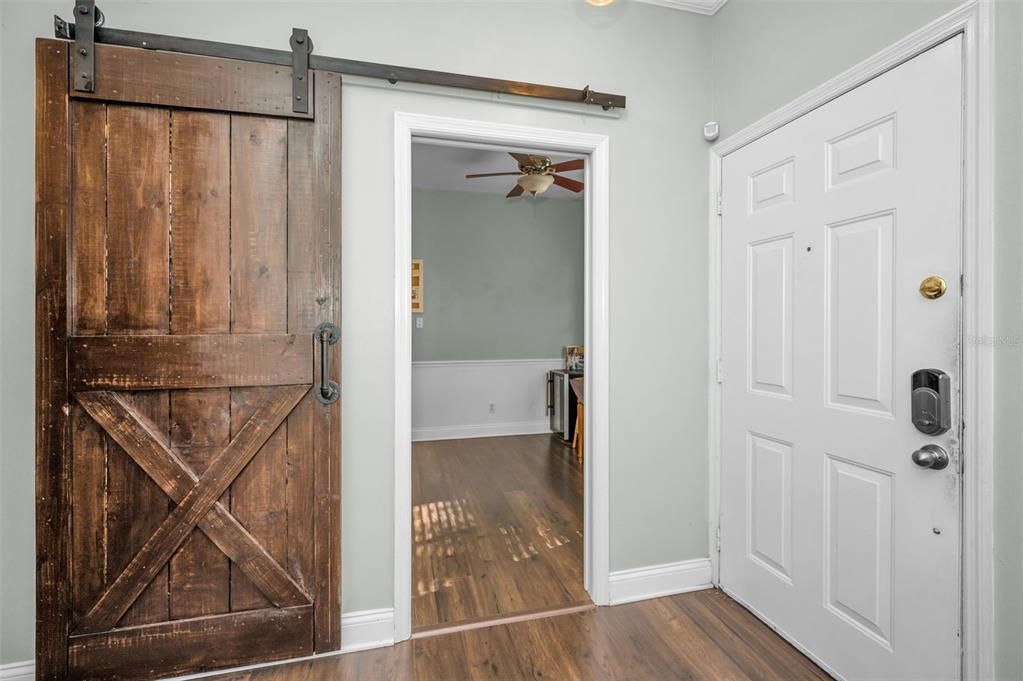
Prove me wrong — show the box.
[508,152,535,166]
[552,175,585,193]
[551,159,585,173]
[465,172,521,179]
[506,184,525,198]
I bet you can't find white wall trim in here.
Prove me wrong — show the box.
[413,420,550,443]
[960,3,996,679]
[608,559,713,606]
[394,113,612,645]
[412,358,562,368]
[0,661,34,681]
[634,0,728,16]
[708,2,995,679]
[339,608,397,654]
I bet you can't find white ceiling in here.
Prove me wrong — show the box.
[412,143,586,200]
[634,0,728,16]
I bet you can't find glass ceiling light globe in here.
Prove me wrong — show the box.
[586,0,615,5]
[517,174,556,195]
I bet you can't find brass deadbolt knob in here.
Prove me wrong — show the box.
[919,275,947,300]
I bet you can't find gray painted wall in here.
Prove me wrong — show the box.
[712,2,1023,678]
[0,0,713,664]
[411,189,584,362]
[711,0,961,137]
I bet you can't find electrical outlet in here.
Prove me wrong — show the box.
[415,317,424,329]
[488,403,496,414]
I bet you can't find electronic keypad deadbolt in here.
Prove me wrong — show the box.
[911,369,951,436]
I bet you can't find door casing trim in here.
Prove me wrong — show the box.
[392,112,612,642]
[706,2,995,678]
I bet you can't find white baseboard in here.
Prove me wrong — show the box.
[412,419,550,442]
[608,558,713,605]
[0,661,33,681]
[340,607,395,653]
[9,608,397,681]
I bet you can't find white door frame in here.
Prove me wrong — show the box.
[706,2,995,678]
[392,112,612,643]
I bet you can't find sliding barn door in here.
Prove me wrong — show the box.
[36,38,341,680]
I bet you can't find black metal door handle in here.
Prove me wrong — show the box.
[315,322,340,404]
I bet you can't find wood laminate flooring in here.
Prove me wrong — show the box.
[209,589,832,680]
[411,434,589,631]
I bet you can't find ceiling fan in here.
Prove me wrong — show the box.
[465,152,585,198]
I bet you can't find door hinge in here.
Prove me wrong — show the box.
[960,274,965,295]
[716,193,723,217]
[715,526,722,553]
[715,359,724,384]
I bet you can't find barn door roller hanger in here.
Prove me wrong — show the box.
[54,1,627,111]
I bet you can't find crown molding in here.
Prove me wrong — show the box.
[634,0,728,16]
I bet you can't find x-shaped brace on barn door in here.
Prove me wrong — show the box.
[72,386,312,634]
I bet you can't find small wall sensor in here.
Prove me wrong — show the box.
[703,121,720,143]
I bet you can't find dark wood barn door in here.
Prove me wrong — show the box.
[36,38,341,680]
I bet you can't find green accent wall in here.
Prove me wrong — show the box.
[411,188,583,361]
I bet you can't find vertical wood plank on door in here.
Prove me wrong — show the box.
[69,101,107,334]
[284,113,317,598]
[312,71,342,651]
[70,404,107,621]
[168,110,232,619]
[106,105,171,335]
[230,114,290,611]
[36,38,71,681]
[285,75,342,640]
[69,101,108,622]
[104,104,171,626]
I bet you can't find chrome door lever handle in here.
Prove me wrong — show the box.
[911,444,949,470]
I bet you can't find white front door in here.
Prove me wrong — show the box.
[719,36,963,681]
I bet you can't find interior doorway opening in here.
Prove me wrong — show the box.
[393,113,612,643]
[407,141,591,634]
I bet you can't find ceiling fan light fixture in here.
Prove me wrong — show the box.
[517,174,556,195]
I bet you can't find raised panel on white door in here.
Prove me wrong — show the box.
[746,433,793,584]
[826,211,894,415]
[748,235,794,398]
[825,455,893,649]
[826,115,897,190]
[748,157,795,213]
